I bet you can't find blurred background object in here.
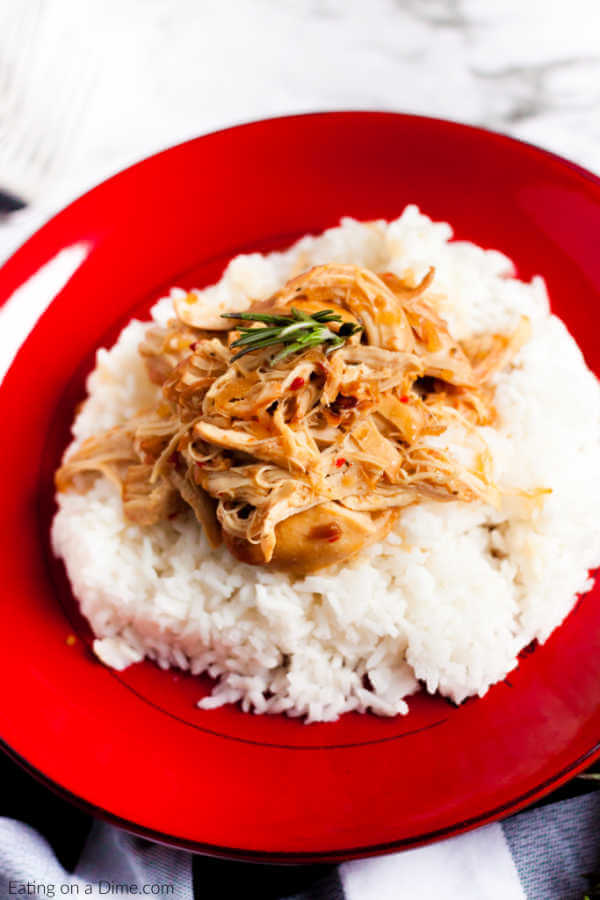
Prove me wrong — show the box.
[0,1,98,206]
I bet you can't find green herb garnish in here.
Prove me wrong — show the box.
[222,308,362,364]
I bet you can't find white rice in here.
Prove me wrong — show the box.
[51,206,600,722]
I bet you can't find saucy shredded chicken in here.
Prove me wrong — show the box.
[56,264,530,575]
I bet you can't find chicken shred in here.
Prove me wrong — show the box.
[56,264,529,575]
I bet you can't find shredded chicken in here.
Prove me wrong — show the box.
[122,464,181,526]
[56,264,529,575]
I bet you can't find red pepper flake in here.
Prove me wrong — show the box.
[195,461,205,469]
[290,376,305,391]
[169,452,180,465]
[190,341,198,351]
[335,457,346,468]
[400,395,409,403]
[168,511,178,520]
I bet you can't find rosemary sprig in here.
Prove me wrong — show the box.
[222,307,362,364]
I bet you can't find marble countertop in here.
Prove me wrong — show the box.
[1,0,600,259]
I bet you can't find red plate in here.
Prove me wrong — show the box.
[1,112,600,862]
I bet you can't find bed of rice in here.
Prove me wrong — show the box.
[50,206,600,722]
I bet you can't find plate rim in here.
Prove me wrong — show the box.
[3,108,600,289]
[2,734,599,862]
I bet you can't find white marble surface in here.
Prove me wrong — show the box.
[1,0,600,264]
